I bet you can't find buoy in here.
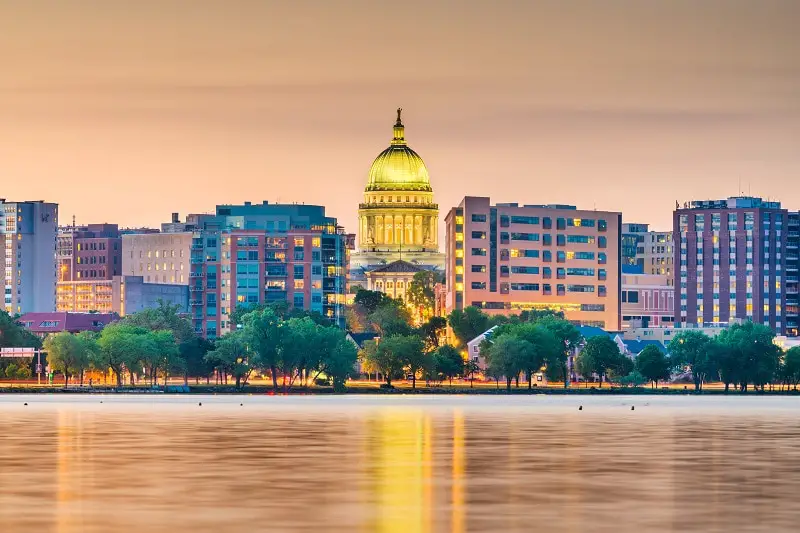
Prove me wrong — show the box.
[631,406,635,411]
[23,403,28,406]
[578,405,583,411]
[199,402,202,406]
[240,403,243,406]
[100,401,103,404]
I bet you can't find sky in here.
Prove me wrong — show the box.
[1,0,799,237]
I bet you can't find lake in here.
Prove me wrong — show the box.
[0,395,798,532]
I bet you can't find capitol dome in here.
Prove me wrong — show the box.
[365,110,432,192]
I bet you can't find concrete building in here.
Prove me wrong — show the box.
[674,196,788,334]
[57,223,122,282]
[445,196,621,330]
[55,275,187,316]
[122,232,193,285]
[621,223,674,285]
[1,200,58,314]
[112,276,188,316]
[787,211,799,337]
[160,202,348,338]
[350,109,445,284]
[621,272,674,329]
[365,260,421,301]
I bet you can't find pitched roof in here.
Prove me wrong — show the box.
[19,312,115,334]
[577,326,612,340]
[369,260,423,274]
[621,339,667,355]
[347,332,379,348]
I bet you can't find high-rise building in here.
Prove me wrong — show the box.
[160,202,348,338]
[1,200,58,314]
[445,196,621,330]
[621,223,648,271]
[349,109,444,287]
[786,211,799,337]
[674,196,787,333]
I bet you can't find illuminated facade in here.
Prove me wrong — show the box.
[365,260,422,301]
[350,110,444,284]
[445,196,621,330]
[1,200,58,314]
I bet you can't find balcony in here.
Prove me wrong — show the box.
[190,300,203,306]
[190,272,204,278]
[190,286,203,292]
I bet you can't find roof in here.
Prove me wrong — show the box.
[347,332,379,348]
[577,326,612,340]
[467,326,498,346]
[369,260,423,274]
[621,339,667,355]
[19,312,115,334]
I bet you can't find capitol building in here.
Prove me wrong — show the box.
[349,109,445,286]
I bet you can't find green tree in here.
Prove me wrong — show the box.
[635,345,671,388]
[535,316,582,387]
[448,307,490,348]
[483,333,532,391]
[367,335,419,387]
[279,317,320,390]
[44,332,90,387]
[95,323,146,387]
[180,337,215,384]
[353,289,391,314]
[205,330,251,388]
[242,307,284,390]
[618,371,647,387]
[369,302,413,337]
[782,347,800,390]
[575,336,625,388]
[668,331,715,390]
[123,301,195,344]
[314,327,358,392]
[715,321,779,391]
[0,310,41,349]
[434,344,464,386]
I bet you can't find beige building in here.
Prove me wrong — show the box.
[621,272,674,329]
[365,260,422,301]
[56,280,114,313]
[122,232,192,285]
[55,276,188,316]
[445,196,622,330]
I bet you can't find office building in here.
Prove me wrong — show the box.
[122,232,194,285]
[1,200,58,314]
[786,211,799,336]
[674,196,787,333]
[55,275,187,316]
[57,223,122,282]
[445,196,621,330]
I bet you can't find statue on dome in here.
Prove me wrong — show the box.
[396,107,402,125]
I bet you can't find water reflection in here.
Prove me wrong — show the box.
[0,396,799,533]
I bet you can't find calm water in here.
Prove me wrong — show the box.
[1,395,799,533]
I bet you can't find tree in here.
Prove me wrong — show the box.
[535,316,582,388]
[715,321,779,392]
[783,347,800,390]
[0,310,41,349]
[314,327,358,391]
[95,323,146,387]
[279,317,320,390]
[618,371,647,387]
[434,345,464,386]
[44,332,90,387]
[448,307,490,348]
[242,307,284,390]
[407,270,439,318]
[366,335,419,387]
[180,337,215,384]
[353,289,391,314]
[668,331,715,391]
[123,301,195,345]
[635,345,671,388]
[483,333,533,391]
[575,336,625,388]
[504,323,560,389]
[205,330,251,389]
[417,316,447,352]
[369,302,413,337]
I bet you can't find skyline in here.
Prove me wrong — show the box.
[2,0,799,236]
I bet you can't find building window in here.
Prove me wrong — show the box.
[471,214,487,222]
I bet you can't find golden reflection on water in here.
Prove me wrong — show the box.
[1,396,800,533]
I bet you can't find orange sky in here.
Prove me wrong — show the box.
[1,0,799,236]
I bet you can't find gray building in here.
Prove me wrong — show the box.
[112,276,189,316]
[1,200,58,314]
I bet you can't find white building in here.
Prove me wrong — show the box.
[1,200,58,314]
